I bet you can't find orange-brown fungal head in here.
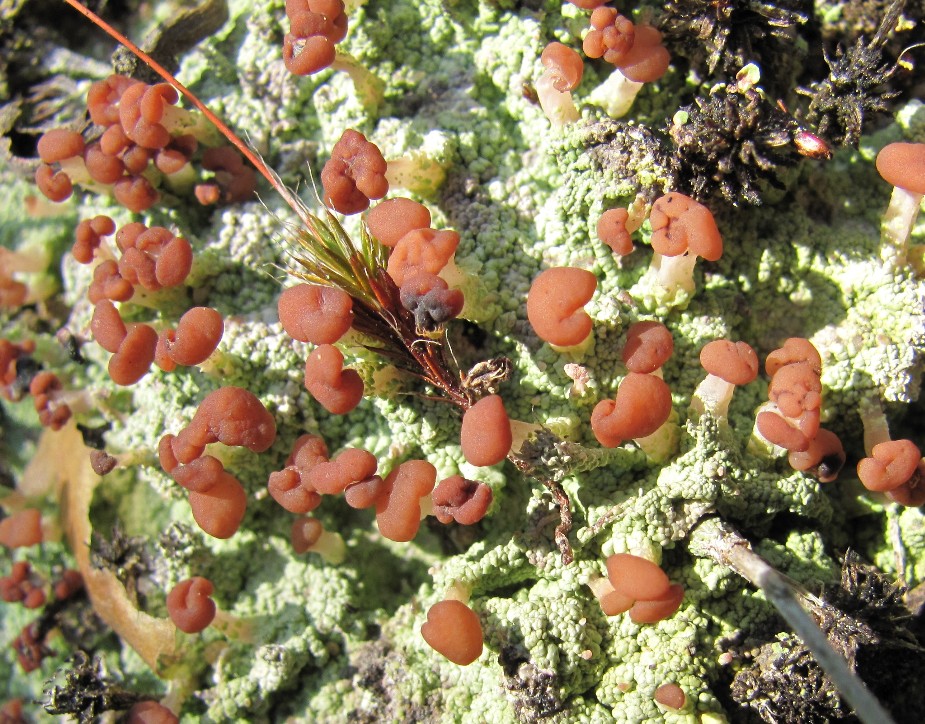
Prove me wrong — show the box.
[160,307,224,367]
[278,283,354,344]
[527,267,597,347]
[166,577,216,633]
[73,215,116,264]
[617,25,670,83]
[0,509,43,549]
[622,321,674,374]
[765,338,822,377]
[322,129,388,214]
[386,228,460,287]
[628,583,684,624]
[654,683,686,710]
[755,408,814,452]
[606,553,670,601]
[187,471,248,539]
[172,386,277,463]
[307,447,378,495]
[421,599,484,666]
[857,439,922,493]
[650,192,722,261]
[591,373,673,447]
[460,395,512,467]
[432,476,493,525]
[170,455,226,493]
[597,208,633,256]
[399,273,464,332]
[788,428,846,483]
[376,459,437,542]
[303,344,364,415]
[126,701,179,724]
[540,42,584,92]
[699,340,759,386]
[366,198,432,247]
[267,434,329,513]
[282,0,348,76]
[108,323,158,386]
[583,7,635,66]
[876,142,925,195]
[37,129,85,164]
[768,363,822,420]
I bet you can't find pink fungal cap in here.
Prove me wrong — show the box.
[174,387,277,463]
[755,404,819,452]
[118,83,172,149]
[304,344,364,415]
[0,509,43,549]
[113,176,158,213]
[606,553,670,601]
[622,321,674,374]
[583,7,635,66]
[654,683,686,711]
[597,208,633,255]
[386,228,460,287]
[399,272,465,331]
[540,42,584,93]
[87,74,139,127]
[617,25,671,83]
[30,371,72,430]
[322,129,388,214]
[37,129,85,164]
[768,363,822,420]
[366,197,432,247]
[460,394,512,467]
[567,0,607,8]
[876,142,925,195]
[126,700,179,724]
[307,447,378,495]
[526,267,597,347]
[188,471,247,539]
[200,146,257,203]
[35,164,73,203]
[649,192,722,260]
[628,583,684,624]
[108,323,158,386]
[166,577,216,634]
[344,476,388,509]
[267,468,322,514]
[788,428,845,483]
[267,434,329,513]
[700,339,759,385]
[765,337,822,377]
[160,307,224,367]
[432,476,493,525]
[92,248,126,288]
[376,459,437,542]
[588,576,635,616]
[857,439,922,493]
[278,283,353,344]
[283,0,348,76]
[171,455,226,493]
[117,225,193,291]
[421,599,484,666]
[290,516,345,562]
[886,466,925,506]
[91,300,128,354]
[591,372,673,448]
[73,215,116,264]
[83,142,125,184]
